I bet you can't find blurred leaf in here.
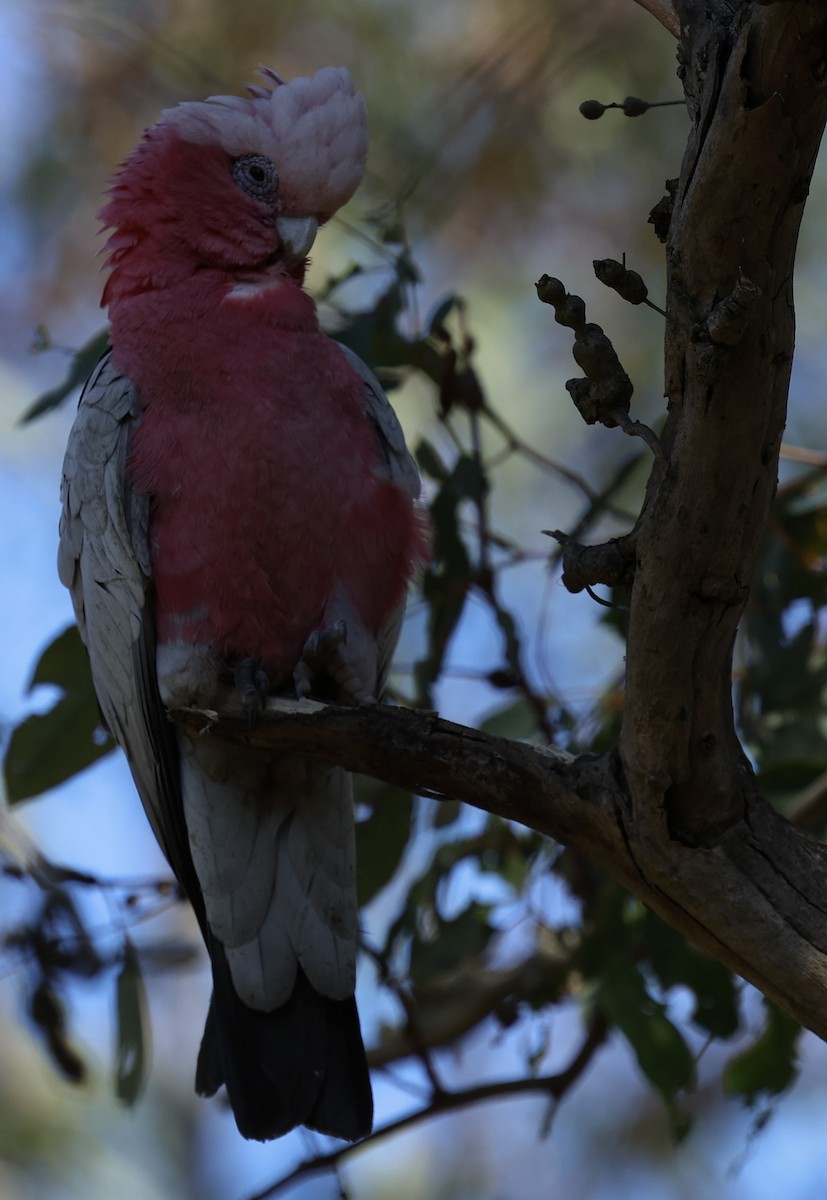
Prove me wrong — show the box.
[596,965,695,1101]
[29,979,86,1083]
[426,292,458,334]
[410,901,494,985]
[387,822,535,963]
[724,1000,801,1103]
[642,912,740,1039]
[20,329,109,423]
[27,622,90,692]
[433,798,462,827]
[372,951,568,1066]
[480,696,538,740]
[316,261,364,302]
[451,454,488,505]
[4,625,111,804]
[415,437,450,482]
[356,779,413,904]
[115,939,149,1106]
[414,453,488,702]
[331,259,441,386]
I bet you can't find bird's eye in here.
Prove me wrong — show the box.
[231,154,279,203]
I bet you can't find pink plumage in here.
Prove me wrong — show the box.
[60,66,427,1141]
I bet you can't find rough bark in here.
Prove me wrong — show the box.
[173,2,827,1042]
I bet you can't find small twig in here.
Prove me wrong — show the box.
[483,404,603,503]
[584,584,624,610]
[610,409,667,463]
[778,443,827,468]
[469,407,490,577]
[362,941,446,1098]
[579,97,684,119]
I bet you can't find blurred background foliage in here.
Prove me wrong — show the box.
[3,2,827,1198]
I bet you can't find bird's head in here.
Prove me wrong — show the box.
[100,66,367,304]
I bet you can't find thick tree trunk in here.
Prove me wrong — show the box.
[174,2,827,1040]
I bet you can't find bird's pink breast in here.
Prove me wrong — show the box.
[115,272,419,683]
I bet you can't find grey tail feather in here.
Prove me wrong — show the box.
[196,940,373,1142]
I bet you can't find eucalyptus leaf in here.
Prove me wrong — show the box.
[4,625,111,804]
[115,939,149,1106]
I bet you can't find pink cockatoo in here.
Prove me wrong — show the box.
[58,66,428,1142]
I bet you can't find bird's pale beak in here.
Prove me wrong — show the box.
[276,216,319,266]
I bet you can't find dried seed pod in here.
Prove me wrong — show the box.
[622,95,650,116]
[536,275,567,306]
[593,258,649,305]
[579,99,606,120]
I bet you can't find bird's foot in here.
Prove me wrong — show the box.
[293,620,376,706]
[233,657,270,722]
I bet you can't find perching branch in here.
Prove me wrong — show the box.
[171,693,827,1043]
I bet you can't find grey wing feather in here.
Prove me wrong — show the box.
[59,353,147,724]
[335,341,421,501]
[334,342,422,693]
[58,353,188,881]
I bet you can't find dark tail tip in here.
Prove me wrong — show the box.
[196,948,373,1142]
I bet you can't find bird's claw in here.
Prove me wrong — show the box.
[294,620,376,706]
[234,657,270,722]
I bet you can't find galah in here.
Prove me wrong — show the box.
[58,66,428,1142]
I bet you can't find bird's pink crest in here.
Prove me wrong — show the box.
[158,65,368,218]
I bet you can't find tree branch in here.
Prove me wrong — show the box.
[620,5,827,842]
[172,696,827,1042]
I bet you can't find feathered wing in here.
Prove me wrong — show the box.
[58,354,193,886]
[333,340,423,689]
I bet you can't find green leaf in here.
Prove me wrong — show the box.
[426,292,458,334]
[27,621,91,691]
[409,901,494,985]
[20,329,109,423]
[724,1000,801,1103]
[642,912,740,1039]
[386,822,535,960]
[451,454,488,505]
[114,939,149,1106]
[480,696,538,740]
[355,779,413,904]
[433,798,462,828]
[414,453,491,703]
[3,625,112,804]
[29,979,86,1083]
[596,965,695,1101]
[415,437,450,482]
[330,266,442,385]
